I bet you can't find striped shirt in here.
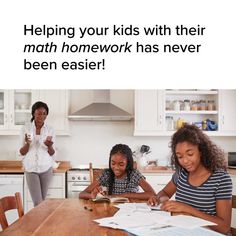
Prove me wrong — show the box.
[172,169,232,215]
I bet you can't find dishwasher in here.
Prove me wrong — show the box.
[0,174,24,230]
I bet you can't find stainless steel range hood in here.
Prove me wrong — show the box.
[68,90,133,121]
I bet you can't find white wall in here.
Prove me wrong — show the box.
[1,120,236,168]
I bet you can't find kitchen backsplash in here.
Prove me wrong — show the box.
[1,121,236,167]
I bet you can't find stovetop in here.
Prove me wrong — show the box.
[67,168,90,182]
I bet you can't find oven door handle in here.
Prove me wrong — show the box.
[72,183,89,186]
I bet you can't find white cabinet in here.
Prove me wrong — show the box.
[36,90,69,135]
[24,172,66,212]
[134,90,164,136]
[0,90,69,135]
[0,90,38,135]
[218,90,236,133]
[231,175,236,229]
[141,172,173,196]
[134,89,236,136]
[164,90,219,134]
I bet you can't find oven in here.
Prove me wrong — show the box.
[228,152,236,169]
[66,169,91,198]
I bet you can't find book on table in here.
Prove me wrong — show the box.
[92,195,129,203]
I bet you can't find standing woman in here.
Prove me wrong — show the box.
[19,101,56,206]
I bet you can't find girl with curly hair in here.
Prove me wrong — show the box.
[79,144,155,200]
[148,124,232,234]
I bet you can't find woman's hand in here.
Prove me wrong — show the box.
[25,134,32,145]
[148,195,169,206]
[44,136,53,147]
[161,200,189,213]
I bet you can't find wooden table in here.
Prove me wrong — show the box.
[0,199,130,236]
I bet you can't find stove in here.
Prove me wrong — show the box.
[66,168,91,198]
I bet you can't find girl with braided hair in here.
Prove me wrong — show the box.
[79,144,155,200]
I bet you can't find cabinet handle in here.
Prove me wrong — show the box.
[222,115,224,125]
[10,114,13,123]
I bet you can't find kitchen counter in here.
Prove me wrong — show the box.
[140,167,174,174]
[0,160,71,174]
[228,168,236,176]
[140,166,236,176]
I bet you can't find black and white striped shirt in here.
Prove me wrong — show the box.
[172,169,232,215]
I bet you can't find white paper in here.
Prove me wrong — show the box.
[94,203,216,232]
[126,226,224,236]
[168,215,216,229]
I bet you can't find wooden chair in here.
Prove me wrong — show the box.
[89,163,105,183]
[232,195,236,236]
[0,192,24,230]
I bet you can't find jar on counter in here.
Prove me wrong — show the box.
[0,99,3,109]
[184,100,190,111]
[191,100,198,111]
[202,120,207,130]
[199,100,206,110]
[173,100,180,111]
[176,118,185,129]
[207,100,215,111]
[166,116,174,130]
[165,100,171,110]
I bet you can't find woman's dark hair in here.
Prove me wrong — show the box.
[170,124,226,172]
[107,144,134,194]
[31,101,49,122]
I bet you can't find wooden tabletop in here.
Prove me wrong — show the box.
[0,199,131,236]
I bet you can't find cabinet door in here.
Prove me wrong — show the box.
[218,90,236,132]
[144,174,172,192]
[0,90,9,130]
[9,90,37,130]
[38,90,69,135]
[24,173,66,212]
[231,176,236,230]
[134,90,164,135]
[0,90,38,133]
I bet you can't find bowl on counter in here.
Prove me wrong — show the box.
[144,165,170,171]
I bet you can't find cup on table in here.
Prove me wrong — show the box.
[26,132,33,143]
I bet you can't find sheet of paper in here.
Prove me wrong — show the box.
[168,215,216,229]
[126,226,224,236]
[94,213,157,229]
[114,203,170,217]
[94,203,216,231]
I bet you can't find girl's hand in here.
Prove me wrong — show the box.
[91,187,101,198]
[161,200,188,213]
[99,186,108,196]
[148,195,169,206]
[91,186,108,198]
[148,195,159,206]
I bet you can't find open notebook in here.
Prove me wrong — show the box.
[92,195,129,203]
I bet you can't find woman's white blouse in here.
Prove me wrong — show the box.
[19,121,56,173]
